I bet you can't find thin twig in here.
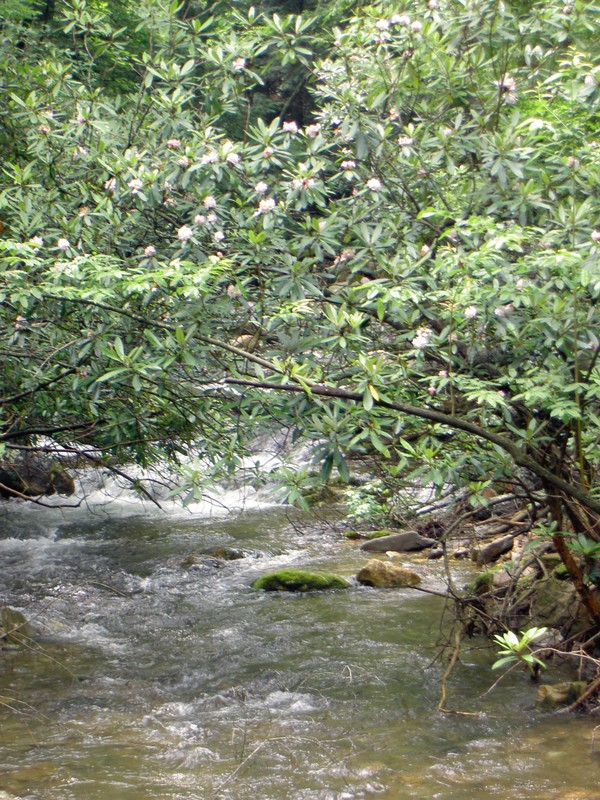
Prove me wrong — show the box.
[438,629,481,716]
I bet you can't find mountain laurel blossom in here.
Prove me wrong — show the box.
[367,178,382,191]
[57,238,70,251]
[494,305,513,317]
[256,198,276,214]
[128,178,143,194]
[494,75,517,103]
[292,177,315,189]
[177,225,194,241]
[411,327,431,348]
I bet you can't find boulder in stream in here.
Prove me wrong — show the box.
[356,559,421,588]
[252,569,349,592]
[360,530,436,553]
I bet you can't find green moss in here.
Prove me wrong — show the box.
[468,570,494,595]
[466,562,513,595]
[343,529,396,541]
[301,485,343,506]
[552,563,570,581]
[0,607,32,646]
[252,569,350,593]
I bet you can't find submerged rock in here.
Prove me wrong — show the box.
[213,547,246,561]
[180,554,224,571]
[360,531,436,553]
[356,559,421,588]
[252,569,349,592]
[536,681,587,711]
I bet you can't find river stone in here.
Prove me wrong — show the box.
[473,534,514,565]
[427,548,444,560]
[252,569,350,592]
[356,559,421,588]
[360,531,436,553]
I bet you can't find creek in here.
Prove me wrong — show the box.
[0,490,599,799]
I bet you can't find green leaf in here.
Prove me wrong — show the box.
[492,655,517,670]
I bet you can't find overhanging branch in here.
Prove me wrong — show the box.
[223,376,600,515]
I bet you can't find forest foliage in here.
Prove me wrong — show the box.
[1,0,600,564]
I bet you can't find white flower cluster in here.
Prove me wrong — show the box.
[494,75,517,104]
[255,198,276,215]
[411,327,431,349]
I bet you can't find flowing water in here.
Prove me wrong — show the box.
[0,491,599,800]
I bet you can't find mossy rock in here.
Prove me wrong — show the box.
[552,563,570,581]
[0,607,32,646]
[343,530,392,541]
[540,552,562,568]
[301,485,344,506]
[467,570,495,595]
[363,529,400,540]
[252,569,350,593]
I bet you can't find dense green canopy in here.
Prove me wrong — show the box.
[1,0,599,541]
